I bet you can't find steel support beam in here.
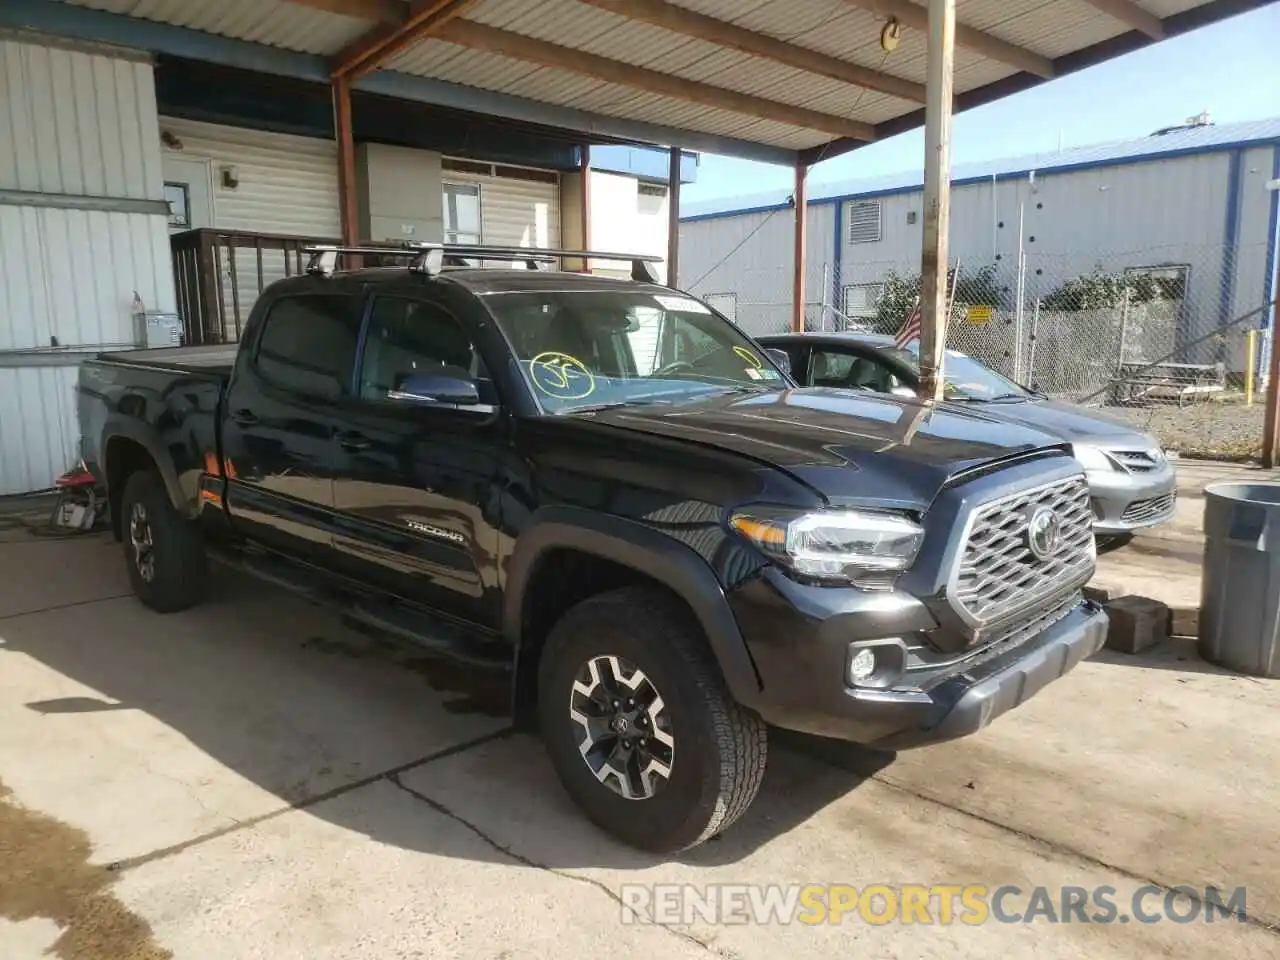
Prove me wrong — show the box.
[918,0,955,402]
[333,74,360,245]
[668,146,681,286]
[792,161,809,333]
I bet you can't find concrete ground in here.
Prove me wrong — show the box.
[0,484,1277,959]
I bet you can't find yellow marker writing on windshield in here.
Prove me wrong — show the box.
[733,346,764,368]
[529,351,596,400]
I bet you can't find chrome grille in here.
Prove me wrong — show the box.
[951,475,1095,631]
[1112,450,1160,473]
[1121,491,1176,524]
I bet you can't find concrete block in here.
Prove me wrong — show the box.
[1168,606,1199,639]
[1085,582,1125,604]
[1104,595,1170,654]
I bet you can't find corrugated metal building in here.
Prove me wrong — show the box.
[680,118,1280,344]
[0,37,175,497]
[0,31,693,495]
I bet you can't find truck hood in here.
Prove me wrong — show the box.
[573,388,1067,509]
[960,397,1157,447]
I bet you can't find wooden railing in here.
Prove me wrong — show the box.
[170,228,337,345]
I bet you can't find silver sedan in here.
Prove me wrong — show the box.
[758,332,1177,537]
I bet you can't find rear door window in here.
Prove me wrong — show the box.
[255,294,360,400]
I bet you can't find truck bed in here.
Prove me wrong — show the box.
[102,343,238,377]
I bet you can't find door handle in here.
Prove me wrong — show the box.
[231,408,258,426]
[336,430,372,452]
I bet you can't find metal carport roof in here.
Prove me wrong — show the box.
[40,0,1277,165]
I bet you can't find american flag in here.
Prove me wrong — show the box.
[894,298,922,349]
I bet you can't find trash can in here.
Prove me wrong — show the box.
[1199,481,1280,678]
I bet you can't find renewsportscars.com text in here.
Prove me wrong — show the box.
[619,883,1248,926]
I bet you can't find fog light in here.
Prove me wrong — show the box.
[847,647,878,683]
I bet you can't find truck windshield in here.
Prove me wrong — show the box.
[481,289,788,412]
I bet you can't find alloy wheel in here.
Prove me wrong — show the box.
[568,655,675,800]
[129,501,156,583]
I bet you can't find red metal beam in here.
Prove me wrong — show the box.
[333,74,360,245]
[332,0,481,80]
[792,162,808,333]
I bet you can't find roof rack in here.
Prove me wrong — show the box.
[303,242,664,283]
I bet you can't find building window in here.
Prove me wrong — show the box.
[842,283,883,319]
[443,182,482,244]
[164,182,190,228]
[847,200,882,244]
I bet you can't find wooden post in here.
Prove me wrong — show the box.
[918,0,956,402]
[333,74,359,246]
[581,143,592,272]
[1263,293,1280,467]
[792,160,808,332]
[667,146,681,286]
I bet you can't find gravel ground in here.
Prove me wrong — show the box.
[1089,399,1264,459]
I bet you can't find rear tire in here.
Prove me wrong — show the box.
[537,586,766,853]
[120,470,206,612]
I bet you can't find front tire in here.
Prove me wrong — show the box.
[120,470,206,612]
[537,586,767,853]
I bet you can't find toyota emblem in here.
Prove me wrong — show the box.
[1026,507,1062,560]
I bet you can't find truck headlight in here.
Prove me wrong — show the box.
[1071,444,1115,472]
[729,508,924,585]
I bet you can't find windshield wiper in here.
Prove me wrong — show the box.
[560,397,677,414]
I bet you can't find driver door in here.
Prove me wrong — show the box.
[329,293,503,629]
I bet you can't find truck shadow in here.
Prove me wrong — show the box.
[0,563,893,871]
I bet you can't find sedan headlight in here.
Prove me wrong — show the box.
[1071,444,1115,472]
[730,508,925,585]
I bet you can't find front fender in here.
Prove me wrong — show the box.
[505,506,763,708]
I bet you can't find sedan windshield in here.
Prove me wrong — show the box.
[481,289,788,412]
[885,344,1029,401]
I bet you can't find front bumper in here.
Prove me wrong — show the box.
[729,569,1108,749]
[1087,464,1177,535]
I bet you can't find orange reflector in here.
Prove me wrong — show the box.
[199,489,223,507]
[204,450,220,476]
[730,516,786,547]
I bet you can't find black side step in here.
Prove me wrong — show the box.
[210,545,511,672]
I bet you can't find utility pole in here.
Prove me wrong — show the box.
[918,0,956,401]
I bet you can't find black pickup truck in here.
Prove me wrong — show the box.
[77,244,1107,852]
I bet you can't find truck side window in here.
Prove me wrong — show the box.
[255,294,360,400]
[359,297,495,403]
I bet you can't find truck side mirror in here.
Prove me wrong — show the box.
[388,370,485,409]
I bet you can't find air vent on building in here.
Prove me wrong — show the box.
[848,200,882,243]
[638,183,668,197]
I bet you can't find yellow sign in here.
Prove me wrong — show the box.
[528,352,595,400]
[966,304,993,324]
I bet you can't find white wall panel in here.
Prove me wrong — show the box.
[0,39,162,200]
[0,38,171,494]
[0,365,81,497]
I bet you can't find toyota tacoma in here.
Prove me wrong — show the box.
[77,244,1107,853]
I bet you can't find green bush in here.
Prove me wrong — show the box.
[1040,270,1183,311]
[873,264,1005,334]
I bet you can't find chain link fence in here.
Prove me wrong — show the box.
[686,241,1275,461]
